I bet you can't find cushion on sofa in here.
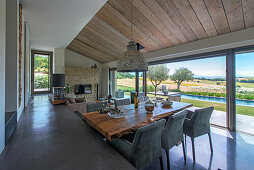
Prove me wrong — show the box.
[75,97,86,103]
[67,97,76,104]
[64,93,76,98]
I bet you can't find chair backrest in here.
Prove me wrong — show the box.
[114,98,131,108]
[161,110,187,150]
[87,102,107,113]
[191,107,214,137]
[131,119,166,170]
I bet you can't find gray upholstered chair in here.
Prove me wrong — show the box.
[161,110,188,170]
[114,98,131,108]
[87,102,107,113]
[110,119,166,170]
[183,107,214,162]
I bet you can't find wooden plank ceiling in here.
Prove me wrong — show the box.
[67,0,254,63]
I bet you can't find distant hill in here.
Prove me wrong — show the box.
[194,75,226,79]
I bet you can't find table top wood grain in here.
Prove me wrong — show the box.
[82,102,192,141]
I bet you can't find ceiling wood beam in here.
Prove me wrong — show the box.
[204,0,231,34]
[99,3,158,52]
[132,0,180,45]
[67,0,253,63]
[222,0,245,31]
[242,0,254,28]
[188,0,218,37]
[172,0,208,39]
[142,0,188,44]
[155,0,198,42]
[109,0,173,48]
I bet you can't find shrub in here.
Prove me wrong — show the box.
[169,89,181,92]
[147,85,155,92]
[34,74,49,89]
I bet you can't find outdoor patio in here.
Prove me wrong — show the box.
[188,107,254,135]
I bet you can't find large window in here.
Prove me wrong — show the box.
[109,69,145,99]
[110,45,254,133]
[32,51,52,93]
[147,56,227,128]
[236,51,254,134]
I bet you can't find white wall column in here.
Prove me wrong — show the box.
[24,22,31,107]
[5,0,18,113]
[0,0,6,153]
[53,48,65,74]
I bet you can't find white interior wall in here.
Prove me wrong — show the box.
[5,0,18,113]
[0,0,6,154]
[65,49,102,97]
[53,48,65,74]
[24,22,31,107]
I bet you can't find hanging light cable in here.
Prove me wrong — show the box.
[117,0,148,72]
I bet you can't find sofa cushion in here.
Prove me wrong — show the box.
[67,97,76,104]
[65,93,76,98]
[65,99,70,105]
[75,97,86,103]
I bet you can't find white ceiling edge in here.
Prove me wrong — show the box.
[22,0,107,51]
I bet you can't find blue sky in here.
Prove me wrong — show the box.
[164,52,254,78]
[236,52,254,77]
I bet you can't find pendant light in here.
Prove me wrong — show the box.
[117,0,148,72]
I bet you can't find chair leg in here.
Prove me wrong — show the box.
[208,133,213,153]
[185,134,187,144]
[159,156,164,170]
[165,150,170,170]
[182,140,186,162]
[191,138,196,162]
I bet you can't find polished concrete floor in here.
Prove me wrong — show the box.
[1,95,254,170]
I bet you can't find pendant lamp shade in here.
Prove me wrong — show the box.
[117,0,148,72]
[117,41,148,72]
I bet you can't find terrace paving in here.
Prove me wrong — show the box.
[188,107,254,135]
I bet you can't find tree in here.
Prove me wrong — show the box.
[147,65,169,96]
[170,67,194,91]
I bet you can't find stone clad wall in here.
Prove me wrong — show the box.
[65,67,98,101]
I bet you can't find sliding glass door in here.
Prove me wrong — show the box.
[147,56,227,128]
[235,51,254,134]
[109,69,145,99]
[109,45,254,132]
[31,51,52,93]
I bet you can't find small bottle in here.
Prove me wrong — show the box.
[134,92,138,108]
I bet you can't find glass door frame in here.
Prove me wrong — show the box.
[149,49,233,131]
[110,44,254,132]
[31,50,53,94]
[108,68,146,97]
[233,46,254,132]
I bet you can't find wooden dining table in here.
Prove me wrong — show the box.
[82,102,193,141]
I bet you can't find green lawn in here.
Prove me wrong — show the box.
[117,85,135,92]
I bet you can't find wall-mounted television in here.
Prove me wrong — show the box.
[75,84,92,94]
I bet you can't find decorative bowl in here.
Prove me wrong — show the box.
[162,101,173,107]
[145,101,155,114]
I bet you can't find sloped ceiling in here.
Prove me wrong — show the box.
[67,0,254,63]
[22,0,107,51]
